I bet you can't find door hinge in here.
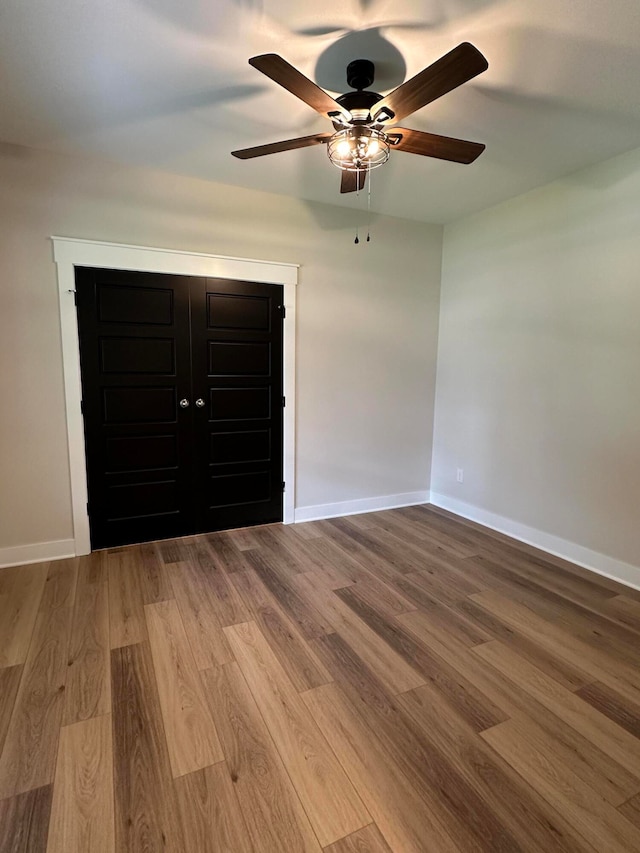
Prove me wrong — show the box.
[80,400,84,414]
[278,304,286,319]
[86,502,90,513]
[69,289,77,305]
[281,396,286,408]
[282,481,285,492]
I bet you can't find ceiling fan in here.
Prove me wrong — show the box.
[231,43,488,194]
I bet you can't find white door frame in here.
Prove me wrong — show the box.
[52,236,298,556]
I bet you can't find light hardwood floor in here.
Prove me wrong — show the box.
[1,505,640,851]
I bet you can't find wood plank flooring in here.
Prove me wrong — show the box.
[1,505,640,851]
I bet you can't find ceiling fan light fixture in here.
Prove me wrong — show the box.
[327,126,390,172]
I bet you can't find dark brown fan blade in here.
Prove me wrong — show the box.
[232,133,331,159]
[373,42,488,123]
[340,170,368,194]
[249,54,351,121]
[388,128,485,164]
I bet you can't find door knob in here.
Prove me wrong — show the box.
[179,398,190,408]
[195,398,205,408]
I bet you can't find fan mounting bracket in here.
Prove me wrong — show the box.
[346,59,375,91]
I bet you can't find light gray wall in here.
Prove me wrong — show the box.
[0,142,442,552]
[433,145,640,568]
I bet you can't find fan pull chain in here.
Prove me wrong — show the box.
[352,168,373,245]
[354,177,360,244]
[366,169,371,242]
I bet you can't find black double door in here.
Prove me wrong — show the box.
[75,267,284,549]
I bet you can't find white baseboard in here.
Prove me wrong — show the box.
[0,539,76,569]
[294,491,430,524]
[430,493,640,593]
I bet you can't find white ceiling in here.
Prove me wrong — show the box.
[2,0,640,223]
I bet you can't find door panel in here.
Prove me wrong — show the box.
[105,434,178,471]
[104,479,180,519]
[208,341,271,375]
[76,268,284,548]
[206,293,270,329]
[207,471,272,507]
[209,387,271,420]
[209,429,271,464]
[97,284,174,325]
[102,386,177,423]
[99,337,175,374]
[76,268,194,548]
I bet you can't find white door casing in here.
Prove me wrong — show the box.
[53,237,298,555]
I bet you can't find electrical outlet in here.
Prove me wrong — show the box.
[456,468,464,483]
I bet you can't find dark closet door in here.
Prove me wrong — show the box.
[190,277,284,532]
[76,267,284,549]
[76,267,195,548]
